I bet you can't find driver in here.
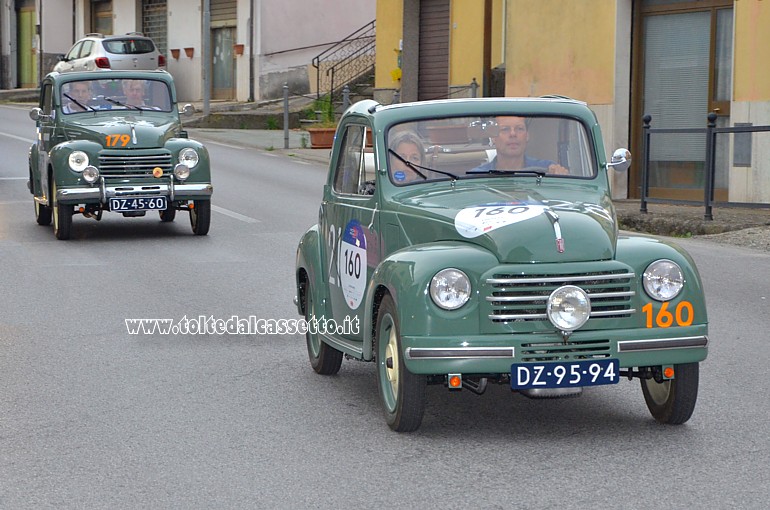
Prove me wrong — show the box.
[471,116,568,175]
[388,131,426,184]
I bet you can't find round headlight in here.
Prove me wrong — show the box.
[82,165,99,183]
[643,259,684,301]
[430,268,471,310]
[547,285,591,331]
[174,163,190,181]
[69,151,89,172]
[178,147,199,169]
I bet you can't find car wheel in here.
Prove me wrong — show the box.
[641,362,699,424]
[52,181,73,240]
[35,198,52,226]
[303,280,343,375]
[375,295,426,432]
[159,207,176,222]
[189,200,210,235]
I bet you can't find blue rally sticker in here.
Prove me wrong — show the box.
[338,220,367,309]
[393,170,406,182]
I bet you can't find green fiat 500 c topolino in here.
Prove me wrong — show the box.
[295,97,708,432]
[28,70,212,240]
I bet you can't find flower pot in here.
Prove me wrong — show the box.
[307,127,337,149]
[233,44,245,56]
[170,48,180,60]
[184,47,194,59]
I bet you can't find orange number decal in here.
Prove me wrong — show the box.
[105,134,130,147]
[120,134,130,147]
[643,301,694,328]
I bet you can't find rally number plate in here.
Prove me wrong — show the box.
[109,196,167,212]
[511,359,619,390]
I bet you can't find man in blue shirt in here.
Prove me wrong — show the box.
[470,116,568,175]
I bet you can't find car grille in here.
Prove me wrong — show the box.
[486,269,636,323]
[519,338,612,362]
[99,151,173,177]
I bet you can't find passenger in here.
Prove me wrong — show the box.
[62,81,92,113]
[389,131,427,184]
[122,79,151,107]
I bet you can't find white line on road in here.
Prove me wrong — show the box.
[0,177,28,180]
[202,139,243,150]
[0,131,34,144]
[211,205,260,223]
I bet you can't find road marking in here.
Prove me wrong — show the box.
[211,205,260,223]
[0,177,28,180]
[0,131,34,144]
[202,139,243,150]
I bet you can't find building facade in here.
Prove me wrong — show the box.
[0,0,375,102]
[374,0,770,204]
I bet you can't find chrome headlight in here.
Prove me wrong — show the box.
[546,285,591,331]
[173,163,190,181]
[178,147,199,168]
[430,268,471,310]
[643,259,684,301]
[82,165,99,183]
[68,151,89,172]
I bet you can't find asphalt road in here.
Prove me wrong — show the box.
[1,103,769,508]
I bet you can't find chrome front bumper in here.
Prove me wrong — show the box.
[57,180,213,204]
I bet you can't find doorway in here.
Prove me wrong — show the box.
[631,1,733,201]
[212,27,235,100]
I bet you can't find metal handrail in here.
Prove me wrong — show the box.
[640,114,770,219]
[312,20,376,102]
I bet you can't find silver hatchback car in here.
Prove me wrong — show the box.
[54,33,165,73]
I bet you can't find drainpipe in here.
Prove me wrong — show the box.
[202,0,210,115]
[248,0,254,102]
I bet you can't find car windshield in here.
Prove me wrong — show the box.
[60,78,172,114]
[386,115,596,185]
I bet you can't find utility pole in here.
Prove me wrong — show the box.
[202,0,210,115]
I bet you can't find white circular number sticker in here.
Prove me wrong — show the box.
[455,202,545,238]
[339,220,367,309]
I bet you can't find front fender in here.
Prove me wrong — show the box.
[362,242,499,360]
[49,140,103,186]
[295,224,328,318]
[616,233,708,324]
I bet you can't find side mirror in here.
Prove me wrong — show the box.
[607,148,631,172]
[182,104,195,116]
[29,107,44,121]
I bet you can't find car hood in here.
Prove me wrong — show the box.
[391,184,617,263]
[61,115,177,149]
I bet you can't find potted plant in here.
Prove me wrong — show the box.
[306,96,338,149]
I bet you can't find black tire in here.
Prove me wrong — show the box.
[52,181,73,240]
[35,198,52,226]
[159,207,176,222]
[641,362,699,424]
[303,280,343,375]
[190,200,211,235]
[375,295,426,432]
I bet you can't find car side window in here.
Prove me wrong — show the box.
[41,83,53,115]
[65,42,82,60]
[332,125,367,195]
[80,40,94,58]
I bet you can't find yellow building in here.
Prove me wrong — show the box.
[375,0,770,203]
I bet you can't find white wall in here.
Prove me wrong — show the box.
[111,1,139,36]
[166,0,202,102]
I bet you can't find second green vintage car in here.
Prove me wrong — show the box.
[295,97,709,432]
[28,70,212,240]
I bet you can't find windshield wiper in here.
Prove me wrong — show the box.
[467,166,546,178]
[103,97,142,111]
[387,149,461,181]
[62,93,94,112]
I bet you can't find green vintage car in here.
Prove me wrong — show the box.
[28,70,212,240]
[295,97,708,432]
